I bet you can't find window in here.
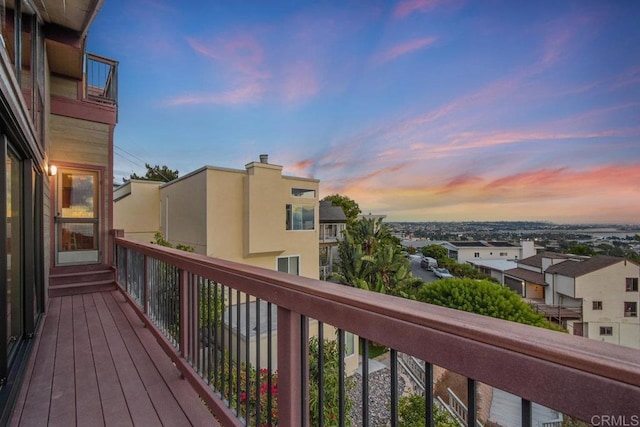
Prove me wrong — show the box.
[500,252,508,256]
[286,204,314,230]
[624,302,637,317]
[291,188,316,198]
[592,301,603,310]
[599,326,613,336]
[277,256,299,275]
[345,332,355,357]
[474,252,480,258]
[626,278,638,292]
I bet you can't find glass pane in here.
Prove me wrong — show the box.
[7,151,23,356]
[60,223,98,251]
[277,257,288,273]
[290,256,299,275]
[291,188,316,198]
[60,171,97,218]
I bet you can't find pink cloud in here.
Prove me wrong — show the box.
[187,35,269,82]
[164,84,265,106]
[280,61,320,104]
[321,164,640,223]
[375,37,437,64]
[393,0,449,19]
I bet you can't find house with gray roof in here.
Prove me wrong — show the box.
[319,201,347,280]
[505,252,640,349]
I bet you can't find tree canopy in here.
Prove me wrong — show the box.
[413,278,564,331]
[126,163,179,183]
[565,244,596,256]
[322,194,361,224]
[421,244,448,260]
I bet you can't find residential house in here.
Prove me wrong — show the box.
[0,0,117,421]
[503,251,577,299]
[545,255,639,348]
[319,200,347,280]
[113,180,162,244]
[115,155,320,279]
[467,259,518,283]
[442,240,536,263]
[505,253,640,349]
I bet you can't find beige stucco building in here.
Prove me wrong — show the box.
[113,180,162,244]
[115,156,320,279]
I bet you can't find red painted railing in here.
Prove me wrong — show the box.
[113,235,640,426]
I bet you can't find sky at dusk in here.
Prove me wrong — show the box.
[88,0,640,224]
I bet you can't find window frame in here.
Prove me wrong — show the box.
[624,301,637,318]
[291,188,316,198]
[285,203,315,231]
[599,326,613,336]
[277,255,300,275]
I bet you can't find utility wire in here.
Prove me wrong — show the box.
[114,143,175,182]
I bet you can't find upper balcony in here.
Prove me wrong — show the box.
[11,234,640,426]
[84,53,118,105]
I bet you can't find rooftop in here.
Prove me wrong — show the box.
[518,251,575,269]
[449,241,519,248]
[504,267,545,285]
[319,201,348,223]
[544,255,630,278]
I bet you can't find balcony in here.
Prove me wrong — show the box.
[13,235,640,426]
[85,53,118,105]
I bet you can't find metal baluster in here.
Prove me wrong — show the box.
[362,338,369,427]
[318,322,324,427]
[338,329,345,426]
[390,349,398,426]
[522,398,532,427]
[468,378,477,427]
[425,362,434,427]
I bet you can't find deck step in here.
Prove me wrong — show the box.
[50,268,114,287]
[49,280,116,297]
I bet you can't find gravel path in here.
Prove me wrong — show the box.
[347,367,407,426]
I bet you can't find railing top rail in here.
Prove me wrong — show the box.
[114,236,640,419]
[86,52,119,66]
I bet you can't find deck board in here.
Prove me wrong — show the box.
[84,293,133,427]
[113,291,219,426]
[12,290,219,426]
[102,292,191,427]
[16,297,61,427]
[72,294,103,426]
[48,297,76,426]
[92,292,163,426]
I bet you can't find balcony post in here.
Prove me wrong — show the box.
[277,307,304,426]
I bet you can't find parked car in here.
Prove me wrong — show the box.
[434,268,453,279]
[420,256,438,271]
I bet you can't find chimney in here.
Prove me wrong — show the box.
[259,154,268,164]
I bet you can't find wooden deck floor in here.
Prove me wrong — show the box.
[10,290,219,427]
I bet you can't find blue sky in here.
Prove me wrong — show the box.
[88,0,640,223]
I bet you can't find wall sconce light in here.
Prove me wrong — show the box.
[48,165,57,176]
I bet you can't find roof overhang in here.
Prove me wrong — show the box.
[7,0,105,78]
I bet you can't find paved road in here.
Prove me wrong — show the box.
[408,255,437,283]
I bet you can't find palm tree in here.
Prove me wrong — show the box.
[334,218,419,293]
